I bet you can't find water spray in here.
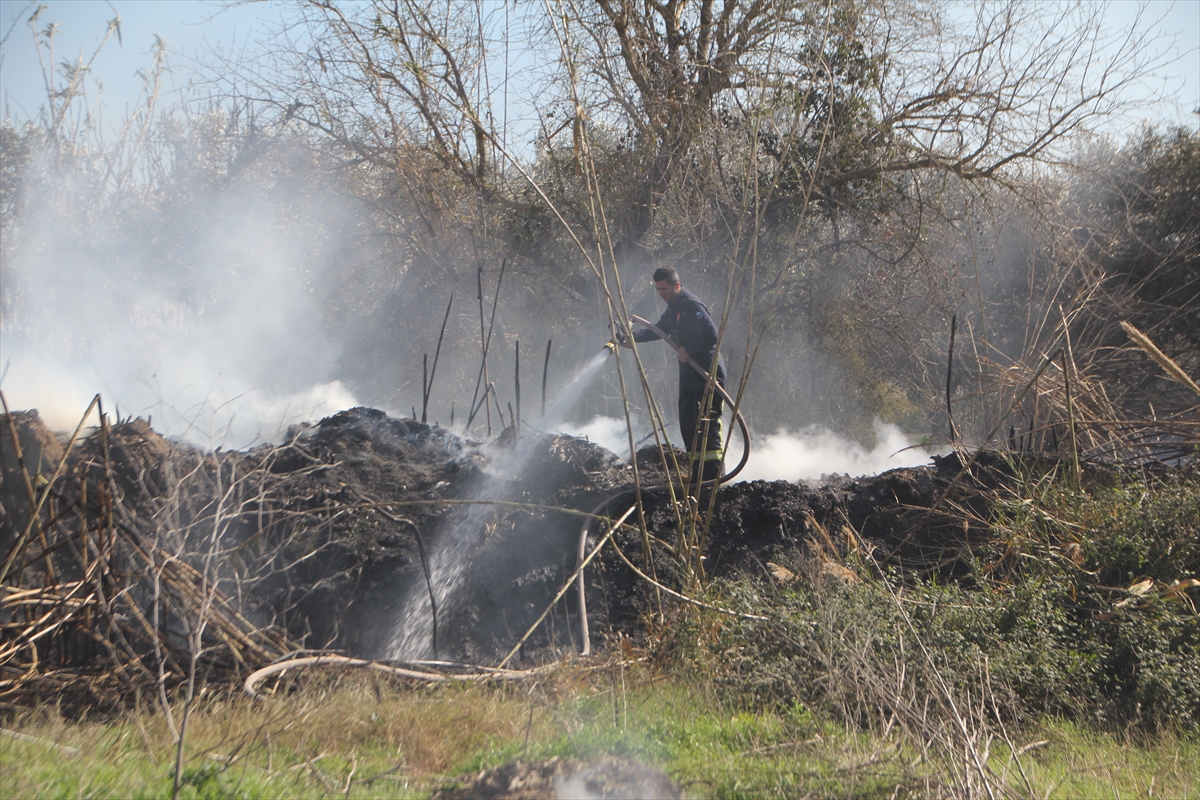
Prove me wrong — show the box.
[386,346,613,660]
[575,315,752,656]
[390,322,751,662]
[599,314,751,482]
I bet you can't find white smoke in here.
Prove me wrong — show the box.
[737,420,935,482]
[162,381,360,449]
[552,416,935,481]
[0,143,360,448]
[554,414,641,459]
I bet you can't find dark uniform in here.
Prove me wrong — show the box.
[632,288,726,476]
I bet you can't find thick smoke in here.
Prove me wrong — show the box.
[1,140,360,447]
[555,415,935,480]
[554,415,641,456]
[734,421,935,481]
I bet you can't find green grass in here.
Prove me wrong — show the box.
[1017,722,1199,799]
[4,465,1197,797]
[2,672,1197,799]
[532,682,909,798]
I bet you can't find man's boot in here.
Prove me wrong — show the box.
[701,457,723,481]
[689,452,723,483]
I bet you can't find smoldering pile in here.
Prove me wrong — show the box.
[3,404,1016,712]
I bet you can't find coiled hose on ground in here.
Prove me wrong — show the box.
[576,315,751,655]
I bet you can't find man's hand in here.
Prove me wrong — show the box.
[676,347,691,363]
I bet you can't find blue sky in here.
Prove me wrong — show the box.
[0,0,281,120]
[1,1,1198,134]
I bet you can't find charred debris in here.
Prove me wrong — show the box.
[0,403,1187,712]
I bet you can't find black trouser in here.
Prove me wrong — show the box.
[678,357,725,469]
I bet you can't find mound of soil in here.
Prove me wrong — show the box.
[237,408,493,655]
[3,406,1014,668]
[229,408,634,658]
[223,409,1012,662]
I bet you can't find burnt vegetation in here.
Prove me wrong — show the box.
[1,1,1198,796]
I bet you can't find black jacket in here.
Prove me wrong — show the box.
[632,287,721,369]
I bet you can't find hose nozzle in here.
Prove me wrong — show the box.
[603,326,627,354]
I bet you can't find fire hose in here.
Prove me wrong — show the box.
[576,314,751,655]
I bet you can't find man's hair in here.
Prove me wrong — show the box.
[653,266,680,285]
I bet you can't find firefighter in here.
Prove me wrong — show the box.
[620,266,726,480]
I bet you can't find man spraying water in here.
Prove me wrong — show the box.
[614,266,727,480]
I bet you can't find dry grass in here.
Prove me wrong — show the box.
[0,675,554,798]
[257,676,545,777]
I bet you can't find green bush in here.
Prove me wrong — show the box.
[677,468,1200,734]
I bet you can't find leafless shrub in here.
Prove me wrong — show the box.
[0,397,301,718]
